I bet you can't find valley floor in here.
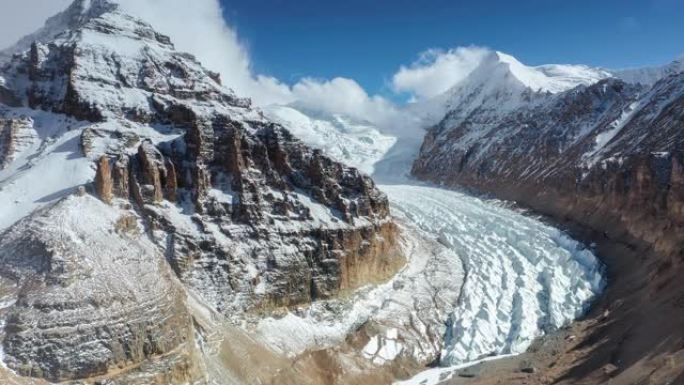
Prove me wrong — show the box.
[247,183,604,385]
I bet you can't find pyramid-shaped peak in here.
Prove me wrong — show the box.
[461,50,609,94]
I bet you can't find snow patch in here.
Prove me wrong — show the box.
[0,110,93,231]
[583,101,640,167]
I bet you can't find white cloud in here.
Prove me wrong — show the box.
[114,0,401,120]
[0,0,72,49]
[111,0,412,127]
[392,46,490,100]
[292,78,389,120]
[114,0,293,105]
[0,0,419,133]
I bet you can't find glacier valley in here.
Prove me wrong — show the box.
[266,107,606,384]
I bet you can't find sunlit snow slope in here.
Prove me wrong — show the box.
[270,103,605,384]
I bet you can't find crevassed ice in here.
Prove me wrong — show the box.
[257,106,605,381]
[383,185,604,367]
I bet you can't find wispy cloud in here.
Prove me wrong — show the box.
[392,46,491,100]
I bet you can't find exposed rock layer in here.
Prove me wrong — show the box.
[0,196,200,383]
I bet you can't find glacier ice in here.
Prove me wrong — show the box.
[269,104,605,383]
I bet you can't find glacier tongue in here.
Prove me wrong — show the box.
[270,104,604,382]
[383,185,604,367]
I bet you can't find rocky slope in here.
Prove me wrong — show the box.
[412,52,684,383]
[0,0,402,383]
[0,195,201,383]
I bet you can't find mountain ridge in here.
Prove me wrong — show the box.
[0,1,405,383]
[411,43,684,385]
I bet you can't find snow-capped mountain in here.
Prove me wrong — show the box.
[411,50,684,383]
[412,52,684,200]
[407,50,613,127]
[0,1,403,383]
[264,105,397,175]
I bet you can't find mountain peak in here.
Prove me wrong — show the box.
[0,0,250,121]
[489,51,610,93]
[65,0,118,17]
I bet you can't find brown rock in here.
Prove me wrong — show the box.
[137,140,166,203]
[95,155,113,204]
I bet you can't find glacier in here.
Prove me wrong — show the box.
[267,105,605,384]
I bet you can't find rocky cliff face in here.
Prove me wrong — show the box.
[0,196,201,383]
[0,0,401,383]
[90,117,400,313]
[0,113,37,169]
[413,72,684,257]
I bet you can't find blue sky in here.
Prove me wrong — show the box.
[221,0,684,96]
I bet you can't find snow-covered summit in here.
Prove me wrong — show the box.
[0,0,252,122]
[409,50,612,127]
[494,51,611,93]
[264,105,397,175]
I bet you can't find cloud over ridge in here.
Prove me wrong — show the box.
[0,0,489,134]
[392,46,490,101]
